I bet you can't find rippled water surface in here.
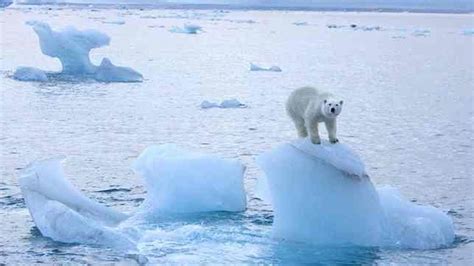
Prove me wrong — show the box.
[0,6,473,264]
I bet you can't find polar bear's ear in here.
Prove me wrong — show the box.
[339,100,344,105]
[324,100,327,104]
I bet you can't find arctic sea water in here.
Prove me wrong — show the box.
[1,5,473,264]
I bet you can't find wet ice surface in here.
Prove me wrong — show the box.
[1,6,473,264]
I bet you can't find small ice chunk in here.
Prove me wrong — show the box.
[462,29,474,36]
[102,20,126,25]
[170,24,202,34]
[220,98,246,108]
[293,22,309,26]
[256,139,455,249]
[250,63,282,72]
[26,20,110,74]
[94,58,143,83]
[412,29,430,37]
[200,99,246,109]
[359,26,382,31]
[18,158,134,248]
[327,24,344,29]
[200,100,220,109]
[13,66,48,82]
[132,144,247,214]
[0,0,12,8]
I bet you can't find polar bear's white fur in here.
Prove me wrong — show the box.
[286,87,343,144]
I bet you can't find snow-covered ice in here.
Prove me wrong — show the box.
[200,99,246,109]
[170,24,202,34]
[18,158,134,249]
[250,63,282,72]
[256,139,455,249]
[95,58,143,83]
[18,21,142,82]
[132,144,247,214]
[13,66,48,82]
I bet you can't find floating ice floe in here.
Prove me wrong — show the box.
[392,35,406,39]
[19,144,246,247]
[200,99,247,109]
[327,24,345,29]
[462,29,474,36]
[170,24,202,34]
[94,58,143,83]
[13,67,48,82]
[102,20,126,25]
[19,158,134,249]
[132,144,247,214]
[412,29,431,37]
[0,0,12,7]
[19,140,454,251]
[250,63,282,72]
[16,21,142,83]
[358,25,382,31]
[256,138,455,249]
[292,22,309,26]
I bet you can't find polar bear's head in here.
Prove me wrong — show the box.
[322,99,343,118]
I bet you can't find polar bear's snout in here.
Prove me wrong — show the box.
[322,99,343,118]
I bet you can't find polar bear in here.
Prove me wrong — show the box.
[286,87,343,144]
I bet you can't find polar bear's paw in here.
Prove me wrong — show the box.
[329,138,339,144]
[310,136,321,145]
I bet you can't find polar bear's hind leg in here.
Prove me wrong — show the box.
[293,117,308,138]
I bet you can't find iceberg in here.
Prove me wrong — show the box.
[250,63,282,72]
[132,144,247,214]
[94,58,143,83]
[13,66,48,82]
[27,20,110,74]
[17,21,142,82]
[170,24,202,34]
[256,138,455,249]
[18,158,134,249]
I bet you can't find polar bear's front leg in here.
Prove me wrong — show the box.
[306,119,321,144]
[325,120,339,144]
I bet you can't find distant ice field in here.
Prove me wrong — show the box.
[0,6,473,264]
